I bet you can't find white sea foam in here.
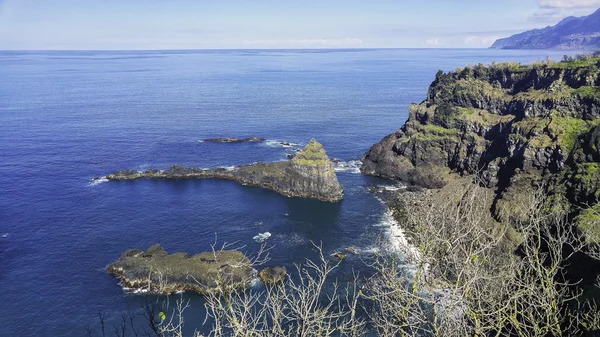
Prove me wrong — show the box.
[377,184,406,192]
[279,232,306,246]
[253,232,272,243]
[1,233,8,238]
[121,285,150,294]
[250,270,262,288]
[375,202,422,264]
[333,160,362,174]
[88,176,108,186]
[265,140,301,149]
[357,246,381,254]
[219,165,236,171]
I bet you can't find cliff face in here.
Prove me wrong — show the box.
[362,58,600,241]
[107,138,344,202]
[491,8,600,50]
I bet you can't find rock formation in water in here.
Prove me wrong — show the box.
[491,8,600,50]
[107,244,253,294]
[107,138,344,202]
[202,137,265,143]
[257,266,287,285]
[362,57,600,242]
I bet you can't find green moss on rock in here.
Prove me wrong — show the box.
[574,86,600,99]
[292,138,331,166]
[547,116,588,152]
[574,163,600,195]
[458,107,513,127]
[577,203,600,243]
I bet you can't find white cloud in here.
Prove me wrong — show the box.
[463,35,502,47]
[531,0,600,23]
[424,37,443,46]
[537,0,600,8]
[242,38,363,48]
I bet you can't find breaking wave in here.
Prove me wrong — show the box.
[88,177,108,186]
[332,160,362,174]
[264,140,301,149]
[253,232,272,243]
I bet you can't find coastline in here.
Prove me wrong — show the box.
[373,185,422,263]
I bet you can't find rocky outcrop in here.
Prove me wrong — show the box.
[107,244,253,294]
[107,139,343,202]
[362,58,600,241]
[202,137,265,143]
[491,8,600,50]
[258,266,287,285]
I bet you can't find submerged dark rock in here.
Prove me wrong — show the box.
[107,139,343,202]
[202,137,265,143]
[107,244,253,294]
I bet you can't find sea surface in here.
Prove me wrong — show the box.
[0,48,579,336]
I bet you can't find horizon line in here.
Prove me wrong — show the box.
[0,47,496,52]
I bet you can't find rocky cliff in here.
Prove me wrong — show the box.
[362,58,600,241]
[491,8,600,50]
[107,138,344,202]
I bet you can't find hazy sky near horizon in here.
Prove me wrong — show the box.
[1,0,599,50]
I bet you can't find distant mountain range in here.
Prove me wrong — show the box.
[491,8,600,50]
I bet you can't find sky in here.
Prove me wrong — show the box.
[0,0,599,50]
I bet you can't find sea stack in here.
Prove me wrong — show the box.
[106,138,344,202]
[285,138,344,202]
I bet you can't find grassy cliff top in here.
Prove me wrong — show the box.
[428,53,600,105]
[292,138,332,166]
[453,54,600,75]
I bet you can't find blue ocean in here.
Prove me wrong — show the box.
[0,48,578,336]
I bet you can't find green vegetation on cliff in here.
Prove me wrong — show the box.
[577,203,600,243]
[292,138,332,166]
[362,55,600,243]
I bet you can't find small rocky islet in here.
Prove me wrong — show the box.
[106,138,343,202]
[202,136,265,143]
[108,244,255,294]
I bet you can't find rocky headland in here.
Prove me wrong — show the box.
[107,244,254,294]
[491,8,600,50]
[362,57,600,243]
[107,138,344,202]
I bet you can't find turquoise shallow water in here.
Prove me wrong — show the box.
[0,48,579,336]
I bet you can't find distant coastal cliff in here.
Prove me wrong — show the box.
[107,138,344,202]
[362,56,600,242]
[491,8,600,50]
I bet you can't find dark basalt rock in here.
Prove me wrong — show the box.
[258,266,287,285]
[107,139,343,202]
[107,244,253,295]
[203,137,265,143]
